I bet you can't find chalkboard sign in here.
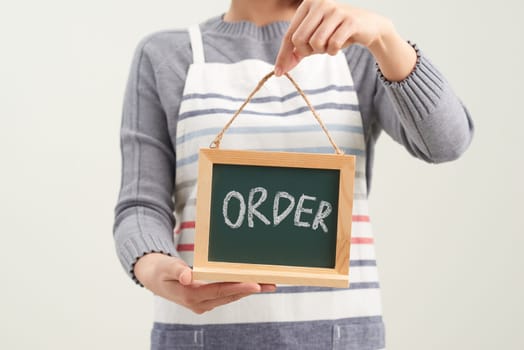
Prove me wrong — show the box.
[193,149,355,288]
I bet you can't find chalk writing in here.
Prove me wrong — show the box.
[222,187,332,233]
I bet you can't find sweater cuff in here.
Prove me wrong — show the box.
[115,214,179,287]
[376,41,446,121]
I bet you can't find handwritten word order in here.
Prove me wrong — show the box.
[222,187,333,233]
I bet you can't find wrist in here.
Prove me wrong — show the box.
[367,19,398,58]
[368,23,417,82]
[134,252,170,286]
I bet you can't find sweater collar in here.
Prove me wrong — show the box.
[204,14,290,41]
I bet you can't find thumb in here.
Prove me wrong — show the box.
[166,257,193,286]
[274,38,302,76]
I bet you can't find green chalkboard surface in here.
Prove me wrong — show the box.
[208,164,340,268]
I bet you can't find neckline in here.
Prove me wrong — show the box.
[205,14,290,41]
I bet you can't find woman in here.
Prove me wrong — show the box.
[113,0,473,348]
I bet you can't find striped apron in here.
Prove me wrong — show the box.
[151,25,386,350]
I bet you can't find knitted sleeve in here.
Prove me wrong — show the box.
[113,34,181,286]
[345,42,474,164]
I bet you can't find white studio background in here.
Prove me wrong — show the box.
[0,0,522,349]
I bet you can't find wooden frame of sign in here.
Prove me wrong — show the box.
[193,148,355,288]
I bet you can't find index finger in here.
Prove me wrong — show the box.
[274,2,310,76]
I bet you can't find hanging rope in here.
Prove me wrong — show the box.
[210,70,344,155]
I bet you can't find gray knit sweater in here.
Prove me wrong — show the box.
[113,15,473,283]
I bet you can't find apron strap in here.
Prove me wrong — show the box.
[188,24,205,64]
